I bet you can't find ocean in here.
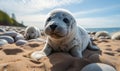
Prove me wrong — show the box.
[85,27,120,33]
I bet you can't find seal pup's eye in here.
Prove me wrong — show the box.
[47,17,51,22]
[63,18,69,23]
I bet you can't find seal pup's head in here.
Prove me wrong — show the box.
[44,9,76,40]
[24,26,40,40]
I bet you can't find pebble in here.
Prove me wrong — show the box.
[81,63,116,71]
[98,39,108,42]
[0,39,8,46]
[15,40,28,46]
[0,28,5,32]
[0,36,14,44]
[15,33,25,41]
[95,31,110,39]
[111,32,120,40]
[2,31,18,38]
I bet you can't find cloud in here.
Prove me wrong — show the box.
[0,0,81,15]
[73,5,120,17]
[0,0,82,28]
[0,0,119,28]
[76,15,120,28]
[17,14,46,28]
[18,14,45,22]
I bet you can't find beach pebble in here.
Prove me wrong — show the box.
[0,36,14,44]
[2,31,18,38]
[81,63,116,71]
[98,39,108,42]
[99,36,106,39]
[0,39,8,46]
[0,28,5,32]
[15,40,28,46]
[95,31,111,39]
[111,32,120,40]
[15,33,25,41]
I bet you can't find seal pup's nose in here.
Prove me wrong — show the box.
[50,24,57,31]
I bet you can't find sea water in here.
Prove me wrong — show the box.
[86,27,120,33]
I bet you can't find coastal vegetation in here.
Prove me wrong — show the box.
[0,10,25,27]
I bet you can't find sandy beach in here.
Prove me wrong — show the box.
[0,26,120,71]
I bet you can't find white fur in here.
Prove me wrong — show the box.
[24,26,41,40]
[31,9,99,60]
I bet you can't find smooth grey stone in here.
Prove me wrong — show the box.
[0,39,8,46]
[15,40,27,46]
[95,31,111,39]
[15,34,25,41]
[99,36,105,39]
[2,31,18,38]
[111,32,120,40]
[0,36,14,44]
[0,28,5,32]
[81,63,116,71]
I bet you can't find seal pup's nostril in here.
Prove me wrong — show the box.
[50,24,57,31]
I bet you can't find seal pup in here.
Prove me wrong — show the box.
[31,9,99,60]
[24,26,41,40]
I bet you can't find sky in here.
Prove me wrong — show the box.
[0,0,120,28]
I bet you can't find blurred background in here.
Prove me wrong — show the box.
[0,0,120,32]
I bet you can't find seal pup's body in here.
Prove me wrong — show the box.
[31,9,99,60]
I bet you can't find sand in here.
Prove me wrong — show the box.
[0,39,120,71]
[0,26,120,71]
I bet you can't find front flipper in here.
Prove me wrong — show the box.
[70,46,83,58]
[31,51,46,60]
[31,44,52,60]
[87,40,100,51]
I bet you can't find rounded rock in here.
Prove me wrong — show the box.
[15,40,28,46]
[15,33,25,41]
[81,63,116,71]
[111,32,120,40]
[2,31,18,38]
[0,28,5,32]
[95,31,110,39]
[0,39,8,46]
[0,36,14,44]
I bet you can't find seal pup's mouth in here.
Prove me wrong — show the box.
[50,32,65,39]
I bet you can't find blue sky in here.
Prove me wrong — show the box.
[0,0,120,28]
